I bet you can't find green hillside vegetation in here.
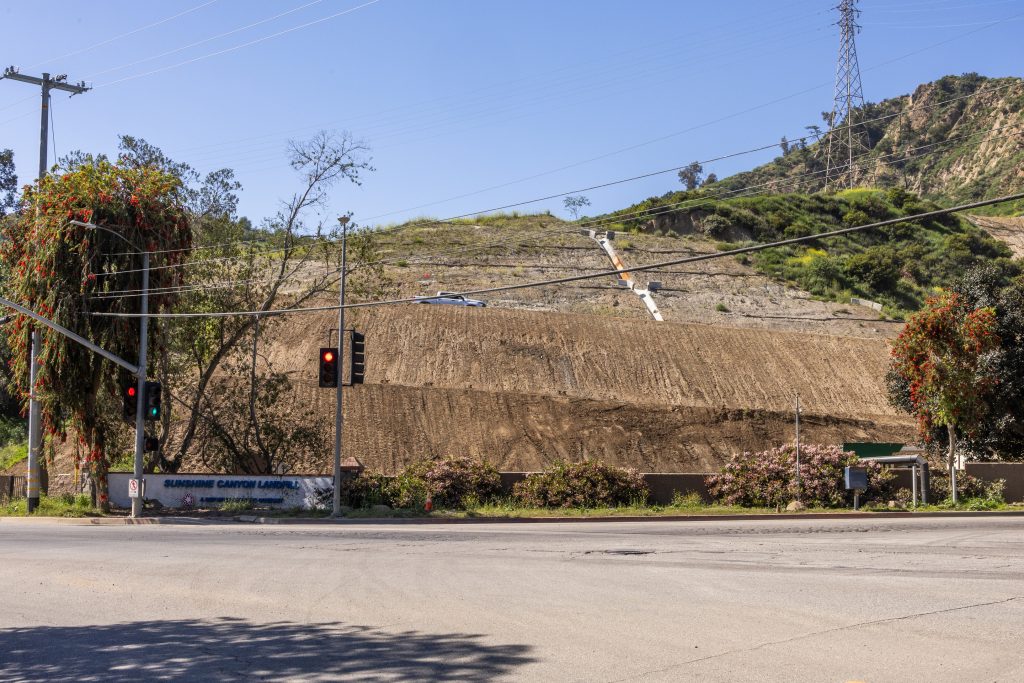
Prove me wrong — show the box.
[604,186,1018,315]
[715,74,1024,215]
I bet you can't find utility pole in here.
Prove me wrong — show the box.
[823,1,869,190]
[1,67,90,512]
[332,216,349,517]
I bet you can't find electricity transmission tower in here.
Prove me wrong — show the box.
[823,0,869,190]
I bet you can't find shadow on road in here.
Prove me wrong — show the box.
[0,617,536,681]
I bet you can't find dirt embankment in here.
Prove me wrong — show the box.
[967,215,1024,258]
[245,305,913,474]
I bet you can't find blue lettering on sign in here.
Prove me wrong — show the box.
[162,478,301,490]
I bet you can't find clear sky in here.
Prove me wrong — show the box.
[1,0,1021,230]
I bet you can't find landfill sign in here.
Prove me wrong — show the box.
[128,478,140,498]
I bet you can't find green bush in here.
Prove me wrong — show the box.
[513,461,649,508]
[928,472,1004,507]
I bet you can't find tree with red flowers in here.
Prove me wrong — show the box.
[889,291,1001,483]
[0,159,191,510]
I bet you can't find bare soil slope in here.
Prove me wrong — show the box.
[242,306,913,474]
[968,215,1024,258]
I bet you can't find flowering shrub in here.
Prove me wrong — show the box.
[513,461,649,508]
[404,455,502,509]
[707,443,894,508]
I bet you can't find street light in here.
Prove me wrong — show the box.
[71,220,150,519]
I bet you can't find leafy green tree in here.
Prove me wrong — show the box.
[947,267,1024,460]
[562,194,590,220]
[677,161,704,191]
[0,149,16,216]
[889,292,1001,483]
[0,159,191,509]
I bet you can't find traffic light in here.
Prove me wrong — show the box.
[123,383,138,422]
[319,347,339,388]
[144,435,159,452]
[349,331,365,385]
[144,381,162,420]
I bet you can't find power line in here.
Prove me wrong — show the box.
[96,0,384,89]
[84,0,326,81]
[29,0,223,70]
[90,112,1024,297]
[88,192,1024,319]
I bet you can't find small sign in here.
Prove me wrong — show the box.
[844,466,868,491]
[128,478,140,498]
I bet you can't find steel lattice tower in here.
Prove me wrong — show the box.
[824,0,869,190]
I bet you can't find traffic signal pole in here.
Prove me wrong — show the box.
[131,252,150,518]
[332,217,348,517]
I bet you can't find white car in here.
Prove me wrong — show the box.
[414,291,487,307]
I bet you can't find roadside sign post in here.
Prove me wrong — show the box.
[844,466,868,511]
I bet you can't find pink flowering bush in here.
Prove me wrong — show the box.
[708,443,894,508]
[513,461,649,508]
[404,455,502,509]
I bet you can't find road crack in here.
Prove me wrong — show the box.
[609,595,1024,682]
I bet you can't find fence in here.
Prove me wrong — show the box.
[0,475,27,505]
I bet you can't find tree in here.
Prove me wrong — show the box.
[945,266,1024,461]
[677,161,704,191]
[889,291,1001,489]
[779,137,791,156]
[562,194,590,220]
[0,159,192,510]
[703,172,718,185]
[166,131,388,475]
[805,124,824,143]
[0,149,16,217]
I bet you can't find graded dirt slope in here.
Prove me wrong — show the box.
[241,305,913,474]
[368,217,900,338]
[968,215,1024,258]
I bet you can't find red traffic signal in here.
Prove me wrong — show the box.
[123,382,138,422]
[319,347,339,388]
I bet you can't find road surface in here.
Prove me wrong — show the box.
[1,516,1022,681]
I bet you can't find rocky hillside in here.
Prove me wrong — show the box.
[717,74,1024,213]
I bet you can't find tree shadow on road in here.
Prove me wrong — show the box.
[0,617,536,681]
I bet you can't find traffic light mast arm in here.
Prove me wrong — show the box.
[0,295,140,374]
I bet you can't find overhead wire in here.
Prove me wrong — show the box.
[87,192,1024,319]
[29,0,223,69]
[89,118,1024,300]
[95,0,385,89]
[84,0,327,81]
[91,78,1023,286]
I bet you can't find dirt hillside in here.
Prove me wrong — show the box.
[234,305,914,474]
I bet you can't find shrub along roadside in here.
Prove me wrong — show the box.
[708,443,894,508]
[512,461,649,509]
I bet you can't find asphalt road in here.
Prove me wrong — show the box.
[1,516,1022,682]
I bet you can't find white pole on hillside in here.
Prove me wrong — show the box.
[794,394,801,501]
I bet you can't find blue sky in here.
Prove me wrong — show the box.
[1,0,1021,230]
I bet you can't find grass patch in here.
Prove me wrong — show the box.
[0,493,98,517]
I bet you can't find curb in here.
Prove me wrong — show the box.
[0,516,214,525]
[230,509,1024,525]
[3,510,1023,526]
